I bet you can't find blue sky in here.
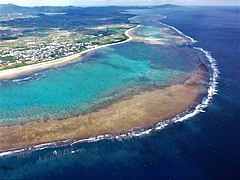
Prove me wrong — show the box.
[1,0,239,6]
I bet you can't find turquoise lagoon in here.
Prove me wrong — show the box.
[0,25,201,125]
[136,25,179,42]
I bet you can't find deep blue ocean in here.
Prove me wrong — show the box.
[0,6,239,179]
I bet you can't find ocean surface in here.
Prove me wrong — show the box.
[0,6,240,179]
[0,23,199,125]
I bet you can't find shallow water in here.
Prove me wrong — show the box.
[1,6,239,179]
[0,23,200,125]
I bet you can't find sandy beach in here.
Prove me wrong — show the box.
[0,66,208,151]
[0,25,140,80]
[0,23,209,152]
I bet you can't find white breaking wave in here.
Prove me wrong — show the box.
[154,20,198,44]
[0,22,219,158]
[11,72,44,83]
[68,24,219,145]
[12,77,32,83]
[0,149,25,157]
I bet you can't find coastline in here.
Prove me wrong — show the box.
[0,25,140,80]
[0,21,218,155]
[0,66,208,152]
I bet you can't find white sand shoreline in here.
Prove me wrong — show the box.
[0,25,140,80]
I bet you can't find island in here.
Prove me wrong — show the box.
[0,4,212,153]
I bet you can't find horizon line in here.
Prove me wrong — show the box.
[1,3,239,7]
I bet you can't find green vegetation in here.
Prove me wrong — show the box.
[0,23,136,69]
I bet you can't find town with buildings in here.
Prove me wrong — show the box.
[0,24,133,69]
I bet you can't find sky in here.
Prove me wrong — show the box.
[0,0,239,6]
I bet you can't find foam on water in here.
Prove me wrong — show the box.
[0,22,219,158]
[1,72,45,84]
[155,20,198,44]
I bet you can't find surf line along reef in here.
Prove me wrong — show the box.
[0,22,210,152]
